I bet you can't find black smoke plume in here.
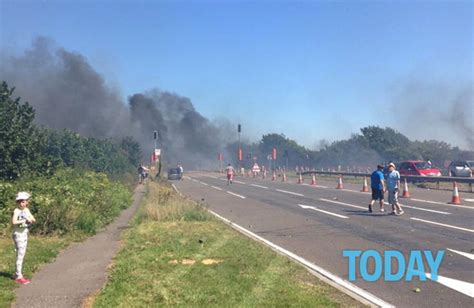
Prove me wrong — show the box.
[0,37,232,169]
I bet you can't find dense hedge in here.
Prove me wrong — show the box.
[0,81,141,181]
[0,168,131,236]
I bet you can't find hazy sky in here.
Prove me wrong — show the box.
[1,0,472,148]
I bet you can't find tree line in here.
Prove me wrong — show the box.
[0,81,141,181]
[228,127,473,171]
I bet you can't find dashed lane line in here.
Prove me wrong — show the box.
[199,181,209,186]
[411,198,474,209]
[298,204,349,219]
[226,191,246,199]
[425,273,474,298]
[447,248,474,260]
[410,217,474,233]
[250,184,269,189]
[275,189,304,197]
[382,202,450,215]
[319,198,366,210]
[233,180,246,184]
[211,185,223,191]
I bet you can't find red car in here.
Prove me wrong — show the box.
[398,161,442,177]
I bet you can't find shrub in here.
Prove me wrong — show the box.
[0,168,131,236]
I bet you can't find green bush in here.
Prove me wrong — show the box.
[0,168,131,236]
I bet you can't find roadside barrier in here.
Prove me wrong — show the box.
[361,177,369,192]
[450,182,462,205]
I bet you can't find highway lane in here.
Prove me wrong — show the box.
[175,172,473,307]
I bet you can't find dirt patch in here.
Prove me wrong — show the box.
[182,259,196,265]
[202,259,223,265]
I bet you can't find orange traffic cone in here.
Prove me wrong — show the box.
[282,172,287,182]
[297,173,303,184]
[402,178,410,198]
[272,171,276,181]
[361,177,369,192]
[336,175,343,189]
[311,173,317,186]
[450,181,462,204]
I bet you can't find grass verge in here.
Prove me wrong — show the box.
[0,236,68,307]
[93,181,362,307]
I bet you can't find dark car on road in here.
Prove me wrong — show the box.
[448,160,474,177]
[167,168,182,180]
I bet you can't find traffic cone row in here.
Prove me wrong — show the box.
[361,177,369,192]
[450,181,462,205]
[336,175,343,189]
[402,178,410,198]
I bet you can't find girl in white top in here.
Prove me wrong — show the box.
[12,191,36,284]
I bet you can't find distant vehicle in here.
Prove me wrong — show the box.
[398,161,442,177]
[448,160,474,177]
[167,168,182,180]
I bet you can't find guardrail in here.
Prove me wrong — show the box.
[300,171,474,192]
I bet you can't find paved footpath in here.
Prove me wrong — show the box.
[13,184,146,308]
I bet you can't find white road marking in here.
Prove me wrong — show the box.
[447,248,474,260]
[383,202,450,215]
[251,184,269,189]
[298,204,349,219]
[207,210,393,307]
[201,175,218,179]
[342,189,367,195]
[199,181,208,186]
[426,273,474,298]
[211,186,222,191]
[227,191,246,199]
[233,180,246,184]
[275,189,304,197]
[402,205,450,215]
[315,185,329,188]
[319,198,366,210]
[464,198,474,202]
[191,179,198,182]
[410,217,474,233]
[411,198,474,209]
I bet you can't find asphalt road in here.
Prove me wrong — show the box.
[174,171,474,308]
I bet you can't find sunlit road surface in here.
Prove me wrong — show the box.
[174,171,474,307]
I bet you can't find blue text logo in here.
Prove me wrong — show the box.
[343,249,444,282]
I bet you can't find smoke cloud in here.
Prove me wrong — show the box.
[390,80,474,150]
[0,37,232,169]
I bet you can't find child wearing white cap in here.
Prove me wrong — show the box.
[12,191,36,284]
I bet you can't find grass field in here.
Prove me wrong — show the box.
[92,182,362,307]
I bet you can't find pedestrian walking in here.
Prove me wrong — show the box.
[386,163,404,215]
[225,163,235,185]
[369,164,386,213]
[12,192,36,285]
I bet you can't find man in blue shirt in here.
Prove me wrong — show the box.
[369,165,386,213]
[386,162,404,215]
